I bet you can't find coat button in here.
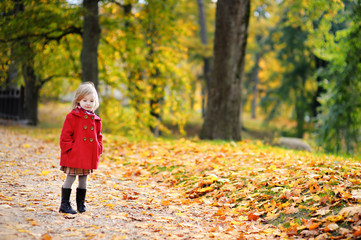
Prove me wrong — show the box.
[91,116,94,120]
[89,138,94,142]
[83,125,87,130]
[83,137,87,141]
[90,126,94,131]
[84,115,88,119]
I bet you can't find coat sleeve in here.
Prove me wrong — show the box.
[60,115,74,153]
[97,120,103,154]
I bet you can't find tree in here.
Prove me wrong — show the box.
[200,0,251,140]
[315,1,361,153]
[0,0,82,125]
[81,0,100,90]
[98,0,195,136]
[265,21,315,138]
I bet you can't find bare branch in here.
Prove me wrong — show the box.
[0,26,82,44]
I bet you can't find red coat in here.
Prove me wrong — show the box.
[60,108,103,170]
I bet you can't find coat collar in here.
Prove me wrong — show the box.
[71,108,101,120]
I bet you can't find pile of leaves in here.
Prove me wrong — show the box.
[103,137,361,239]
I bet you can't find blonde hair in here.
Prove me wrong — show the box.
[72,82,100,110]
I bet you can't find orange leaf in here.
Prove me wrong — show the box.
[319,195,330,205]
[286,226,298,236]
[41,234,52,240]
[264,200,276,212]
[237,234,246,240]
[161,200,170,206]
[248,212,259,221]
[308,222,320,230]
[181,199,191,205]
[354,229,361,237]
[214,208,226,216]
[209,226,218,232]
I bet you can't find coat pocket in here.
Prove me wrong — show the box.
[61,141,74,154]
[96,143,101,159]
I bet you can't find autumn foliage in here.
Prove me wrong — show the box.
[103,137,361,238]
[1,127,360,239]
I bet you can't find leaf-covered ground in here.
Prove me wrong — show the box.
[1,126,360,239]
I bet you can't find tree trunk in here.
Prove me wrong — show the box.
[144,2,167,137]
[13,0,38,125]
[311,56,327,117]
[22,61,39,126]
[200,0,250,141]
[295,100,305,138]
[81,0,100,90]
[197,0,211,117]
[150,81,163,137]
[251,52,261,119]
[295,77,307,138]
[122,3,145,122]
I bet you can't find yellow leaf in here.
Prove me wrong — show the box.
[41,170,49,176]
[239,216,248,221]
[22,144,31,148]
[230,221,243,225]
[106,203,115,209]
[175,210,184,216]
[265,211,280,221]
[326,215,344,222]
[198,186,214,193]
[85,233,97,237]
[112,235,127,240]
[92,225,101,229]
[26,218,39,226]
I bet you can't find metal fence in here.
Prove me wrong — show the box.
[0,86,25,120]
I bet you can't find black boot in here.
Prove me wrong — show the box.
[59,188,76,214]
[76,188,87,213]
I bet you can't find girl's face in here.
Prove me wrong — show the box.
[79,94,95,111]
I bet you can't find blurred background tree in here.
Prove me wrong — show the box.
[1,0,360,154]
[200,0,250,141]
[0,0,82,125]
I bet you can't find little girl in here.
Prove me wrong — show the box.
[59,82,103,214]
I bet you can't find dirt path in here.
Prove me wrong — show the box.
[0,127,271,240]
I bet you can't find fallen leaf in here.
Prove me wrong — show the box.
[248,212,260,221]
[354,229,361,237]
[338,206,361,217]
[286,226,298,236]
[161,200,171,206]
[41,233,52,240]
[324,223,339,232]
[308,222,320,230]
[326,215,344,222]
